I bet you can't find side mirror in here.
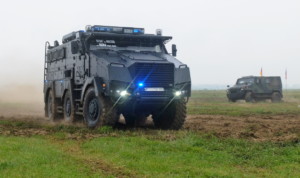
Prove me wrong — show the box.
[172,44,177,57]
[227,85,230,88]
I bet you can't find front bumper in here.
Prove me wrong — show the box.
[227,89,245,100]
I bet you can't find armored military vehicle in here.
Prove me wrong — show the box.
[227,76,282,102]
[44,25,191,129]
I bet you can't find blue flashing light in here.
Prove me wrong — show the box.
[138,83,144,87]
[133,28,144,34]
[93,26,112,32]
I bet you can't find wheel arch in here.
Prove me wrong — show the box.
[272,90,283,97]
[61,79,73,105]
[80,77,104,103]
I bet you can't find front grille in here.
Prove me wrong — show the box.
[134,63,174,87]
[139,90,171,97]
[134,63,174,97]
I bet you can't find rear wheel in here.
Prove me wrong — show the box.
[63,91,76,123]
[245,92,255,103]
[152,99,186,130]
[271,92,282,103]
[47,90,58,121]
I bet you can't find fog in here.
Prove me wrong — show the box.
[0,0,300,97]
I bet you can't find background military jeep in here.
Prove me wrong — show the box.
[227,76,282,102]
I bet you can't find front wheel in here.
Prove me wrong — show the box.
[152,99,186,130]
[245,92,255,103]
[83,88,103,128]
[228,98,236,102]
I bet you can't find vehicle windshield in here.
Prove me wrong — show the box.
[89,38,164,53]
[236,78,254,85]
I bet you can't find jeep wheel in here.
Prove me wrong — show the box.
[152,99,186,130]
[83,88,103,128]
[245,92,255,103]
[271,92,282,103]
[63,91,76,123]
[228,98,236,102]
[47,90,59,121]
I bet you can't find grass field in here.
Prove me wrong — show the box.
[188,90,300,116]
[0,90,299,177]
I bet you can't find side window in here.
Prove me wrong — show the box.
[271,78,280,86]
[265,78,271,84]
[47,48,66,63]
[256,78,261,84]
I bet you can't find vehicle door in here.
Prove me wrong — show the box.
[251,78,263,94]
[261,78,272,94]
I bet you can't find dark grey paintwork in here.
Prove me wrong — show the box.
[44,25,191,116]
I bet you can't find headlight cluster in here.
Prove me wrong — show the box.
[174,90,187,97]
[116,90,130,97]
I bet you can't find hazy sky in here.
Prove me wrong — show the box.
[0,0,299,88]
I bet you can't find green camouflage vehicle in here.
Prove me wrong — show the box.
[227,76,282,102]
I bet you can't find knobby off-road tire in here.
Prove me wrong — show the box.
[83,87,119,128]
[228,98,236,102]
[271,92,282,103]
[47,90,59,121]
[245,92,255,103]
[83,88,103,128]
[63,91,76,123]
[152,99,186,130]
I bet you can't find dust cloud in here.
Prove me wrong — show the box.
[0,84,43,104]
[0,84,44,117]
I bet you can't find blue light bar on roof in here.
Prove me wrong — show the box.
[123,28,144,34]
[92,26,112,32]
[90,25,144,34]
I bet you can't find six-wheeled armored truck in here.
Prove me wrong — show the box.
[44,25,191,129]
[227,76,282,102]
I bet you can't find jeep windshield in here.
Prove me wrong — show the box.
[89,38,164,53]
[236,78,255,85]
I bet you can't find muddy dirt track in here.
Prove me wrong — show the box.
[0,111,299,142]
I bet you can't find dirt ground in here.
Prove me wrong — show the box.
[1,86,299,142]
[185,114,300,142]
[0,109,299,142]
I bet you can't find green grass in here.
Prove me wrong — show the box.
[1,130,299,177]
[188,90,300,116]
[81,132,300,177]
[0,136,104,178]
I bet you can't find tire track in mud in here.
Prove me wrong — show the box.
[49,139,139,178]
[0,116,139,178]
[1,114,300,143]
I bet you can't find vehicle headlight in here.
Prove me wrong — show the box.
[117,90,129,97]
[174,91,182,96]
